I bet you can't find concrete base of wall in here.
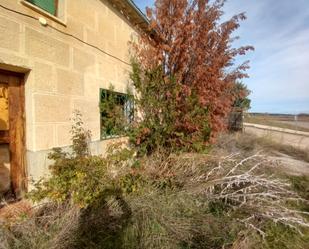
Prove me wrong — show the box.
[26,137,128,186]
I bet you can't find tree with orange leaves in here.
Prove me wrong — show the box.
[130,0,253,153]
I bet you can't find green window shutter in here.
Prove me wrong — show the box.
[27,0,56,15]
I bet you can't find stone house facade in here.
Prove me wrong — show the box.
[0,0,147,196]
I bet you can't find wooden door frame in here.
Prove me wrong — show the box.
[0,69,27,198]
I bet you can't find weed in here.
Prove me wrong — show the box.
[262,222,309,249]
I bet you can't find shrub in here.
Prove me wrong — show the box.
[28,112,135,208]
[129,63,211,154]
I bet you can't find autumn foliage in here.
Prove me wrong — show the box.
[130,0,253,153]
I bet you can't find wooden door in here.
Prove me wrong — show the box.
[0,70,26,198]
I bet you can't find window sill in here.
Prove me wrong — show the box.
[20,1,66,26]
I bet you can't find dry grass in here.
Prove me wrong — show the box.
[0,202,80,249]
[0,200,32,222]
[1,133,309,249]
[215,132,309,163]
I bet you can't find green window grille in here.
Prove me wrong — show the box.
[99,89,134,139]
[26,0,57,16]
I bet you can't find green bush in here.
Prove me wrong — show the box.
[28,112,135,208]
[128,62,211,155]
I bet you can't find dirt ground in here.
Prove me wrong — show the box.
[269,152,309,176]
[216,132,309,177]
[248,131,309,175]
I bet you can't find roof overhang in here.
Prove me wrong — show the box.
[107,0,149,32]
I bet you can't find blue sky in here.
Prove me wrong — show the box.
[134,0,309,114]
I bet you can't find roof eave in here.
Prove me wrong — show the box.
[107,0,149,32]
[125,0,149,24]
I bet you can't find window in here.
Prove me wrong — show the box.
[100,89,134,139]
[26,0,58,16]
[23,0,65,23]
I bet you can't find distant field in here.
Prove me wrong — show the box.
[244,114,309,132]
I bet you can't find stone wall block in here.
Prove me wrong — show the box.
[84,76,100,100]
[56,68,84,96]
[66,16,84,40]
[98,13,116,43]
[73,99,99,123]
[34,125,55,150]
[34,94,71,122]
[25,28,70,66]
[97,55,118,83]
[0,16,20,52]
[67,0,96,29]
[34,62,55,92]
[56,124,71,147]
[73,47,96,74]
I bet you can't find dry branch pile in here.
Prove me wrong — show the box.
[203,152,309,236]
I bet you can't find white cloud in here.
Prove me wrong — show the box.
[223,0,309,113]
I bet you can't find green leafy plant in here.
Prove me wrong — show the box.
[129,62,211,155]
[28,112,135,208]
[232,81,251,111]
